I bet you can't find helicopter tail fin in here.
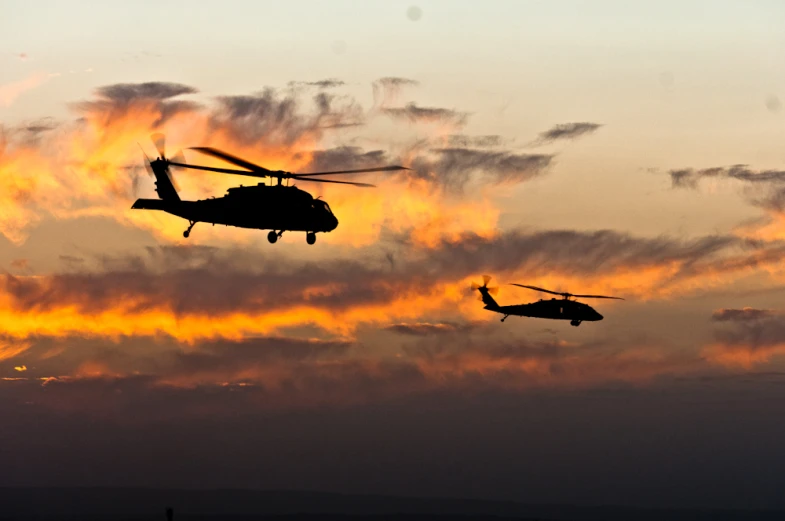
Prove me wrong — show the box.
[150,159,180,201]
[471,276,501,310]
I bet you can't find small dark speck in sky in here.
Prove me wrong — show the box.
[765,95,781,113]
[407,5,423,21]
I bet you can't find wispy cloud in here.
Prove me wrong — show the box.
[534,122,602,144]
[383,103,469,126]
[0,73,51,107]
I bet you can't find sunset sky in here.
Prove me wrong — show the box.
[3,0,785,510]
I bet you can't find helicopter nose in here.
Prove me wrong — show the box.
[330,215,339,231]
[594,311,604,321]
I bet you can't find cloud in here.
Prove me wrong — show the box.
[10,259,29,271]
[0,340,31,362]
[0,73,51,107]
[296,146,389,173]
[89,82,197,104]
[0,78,532,246]
[665,166,785,236]
[668,165,785,191]
[0,227,773,344]
[372,77,419,107]
[711,308,777,322]
[295,79,346,89]
[535,122,602,144]
[446,135,505,148]
[705,312,785,368]
[22,118,57,135]
[0,330,701,411]
[209,89,364,148]
[385,322,476,336]
[17,53,28,61]
[383,103,469,126]
[408,148,553,191]
[73,82,201,127]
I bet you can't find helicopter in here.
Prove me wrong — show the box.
[471,276,624,326]
[131,134,409,244]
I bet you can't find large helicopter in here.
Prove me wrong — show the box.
[131,134,408,244]
[472,276,624,326]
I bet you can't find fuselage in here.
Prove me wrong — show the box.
[132,183,339,233]
[492,298,603,322]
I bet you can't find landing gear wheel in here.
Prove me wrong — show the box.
[267,231,278,244]
[306,232,316,245]
[570,320,581,327]
[183,221,195,238]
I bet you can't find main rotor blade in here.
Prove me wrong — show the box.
[569,294,625,300]
[482,275,492,286]
[509,283,566,297]
[141,153,153,177]
[190,147,274,174]
[151,133,165,158]
[294,165,410,177]
[168,161,266,178]
[291,176,375,187]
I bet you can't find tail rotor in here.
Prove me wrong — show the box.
[471,275,501,311]
[471,275,499,301]
[137,134,183,201]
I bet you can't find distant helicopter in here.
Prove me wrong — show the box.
[131,134,409,244]
[471,276,624,326]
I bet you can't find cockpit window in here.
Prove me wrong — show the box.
[314,199,333,215]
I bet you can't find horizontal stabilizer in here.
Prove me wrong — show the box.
[131,198,170,210]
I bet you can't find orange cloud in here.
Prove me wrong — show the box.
[0,340,32,361]
[0,81,504,249]
[702,343,785,369]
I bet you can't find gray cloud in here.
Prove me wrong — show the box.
[73,82,201,126]
[372,77,419,107]
[536,122,602,143]
[0,228,761,323]
[383,103,468,126]
[385,322,476,336]
[296,146,389,173]
[93,82,197,103]
[711,308,777,322]
[210,89,364,147]
[22,117,57,135]
[447,135,505,148]
[374,77,419,88]
[305,79,346,89]
[409,147,553,190]
[668,165,785,213]
[669,165,785,189]
[713,314,785,348]
[420,229,739,280]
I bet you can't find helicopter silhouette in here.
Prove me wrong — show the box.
[472,276,624,326]
[131,134,409,244]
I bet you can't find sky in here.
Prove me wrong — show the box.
[3,0,785,510]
